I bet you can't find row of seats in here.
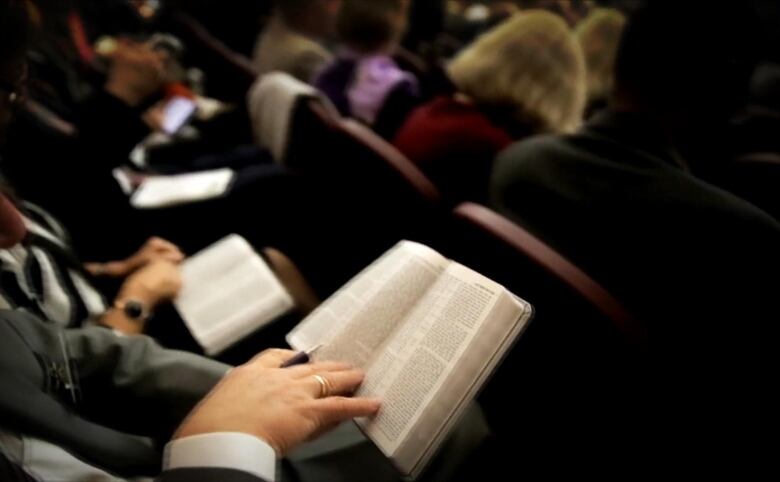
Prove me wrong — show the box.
[249,76,649,445]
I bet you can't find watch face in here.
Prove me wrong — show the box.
[125,301,146,319]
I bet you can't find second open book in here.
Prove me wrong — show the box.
[287,241,533,480]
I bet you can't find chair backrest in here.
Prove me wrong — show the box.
[286,96,442,204]
[420,203,649,454]
[452,202,646,344]
[338,119,442,205]
[279,98,445,295]
[174,12,258,83]
[248,73,341,163]
[167,12,260,103]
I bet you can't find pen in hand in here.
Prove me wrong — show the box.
[280,344,323,368]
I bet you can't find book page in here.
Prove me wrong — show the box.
[286,241,449,368]
[130,168,235,209]
[175,235,295,355]
[354,263,531,475]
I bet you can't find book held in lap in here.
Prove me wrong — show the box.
[175,235,295,355]
[287,241,533,479]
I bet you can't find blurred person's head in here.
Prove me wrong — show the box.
[277,0,343,38]
[613,1,759,123]
[447,10,586,133]
[612,1,761,171]
[575,8,626,105]
[402,0,445,52]
[336,0,409,54]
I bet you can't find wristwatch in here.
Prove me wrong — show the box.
[114,299,151,323]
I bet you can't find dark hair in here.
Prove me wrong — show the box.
[336,0,405,53]
[0,0,31,65]
[614,0,760,118]
[277,0,319,21]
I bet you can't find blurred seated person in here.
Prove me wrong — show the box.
[394,10,586,203]
[0,187,319,348]
[21,0,168,160]
[2,35,172,260]
[574,7,626,118]
[0,305,401,481]
[315,0,420,139]
[0,9,485,467]
[0,7,512,478]
[491,1,779,465]
[253,0,341,83]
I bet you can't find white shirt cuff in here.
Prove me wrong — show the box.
[164,433,276,480]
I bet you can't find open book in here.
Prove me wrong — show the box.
[175,235,295,355]
[287,241,533,479]
[129,168,235,209]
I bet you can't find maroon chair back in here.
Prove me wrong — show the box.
[279,99,445,294]
[288,98,441,203]
[453,203,646,344]
[338,119,442,205]
[418,203,650,468]
[171,12,258,101]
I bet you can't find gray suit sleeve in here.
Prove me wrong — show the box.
[64,326,230,439]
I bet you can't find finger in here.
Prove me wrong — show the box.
[314,397,382,426]
[149,237,175,249]
[303,369,365,398]
[286,361,353,378]
[151,243,184,261]
[84,263,104,276]
[160,246,184,259]
[250,348,299,368]
[162,251,185,263]
[101,261,131,277]
[87,261,130,277]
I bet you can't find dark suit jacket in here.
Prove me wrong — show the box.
[491,110,780,462]
[0,310,254,481]
[492,110,780,343]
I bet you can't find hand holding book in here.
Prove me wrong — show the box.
[286,241,533,479]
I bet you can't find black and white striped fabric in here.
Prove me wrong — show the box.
[0,203,107,327]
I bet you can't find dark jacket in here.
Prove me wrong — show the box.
[491,110,779,460]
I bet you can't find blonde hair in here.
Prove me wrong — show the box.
[447,10,586,134]
[575,8,627,103]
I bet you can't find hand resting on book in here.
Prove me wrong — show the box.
[174,348,381,456]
